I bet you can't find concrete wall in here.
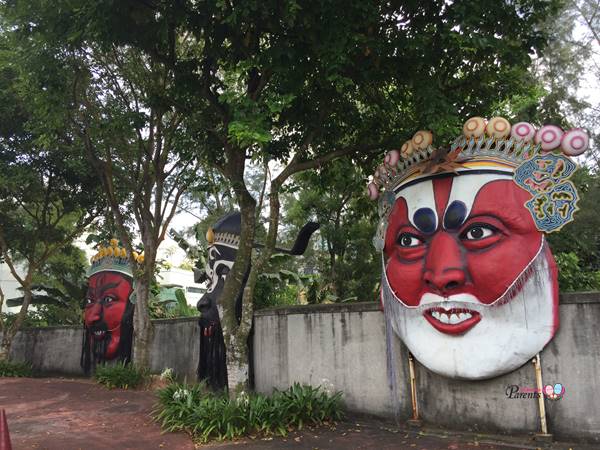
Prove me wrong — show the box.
[253,293,600,442]
[252,303,411,419]
[4,317,199,380]
[3,293,599,442]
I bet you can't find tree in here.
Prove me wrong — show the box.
[285,158,380,302]
[3,0,561,392]
[69,45,206,368]
[5,244,89,326]
[0,60,101,358]
[0,13,211,366]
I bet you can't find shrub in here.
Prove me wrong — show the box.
[154,382,344,443]
[94,361,149,389]
[0,360,33,377]
[555,251,600,292]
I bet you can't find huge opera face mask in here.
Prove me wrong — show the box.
[85,271,134,360]
[382,173,559,379]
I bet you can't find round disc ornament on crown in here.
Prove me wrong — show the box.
[368,117,588,380]
[81,239,143,374]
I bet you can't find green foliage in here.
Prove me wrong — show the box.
[253,252,322,309]
[0,360,33,377]
[254,276,302,310]
[154,382,343,443]
[1,309,67,329]
[94,362,149,389]
[284,159,380,303]
[148,288,199,319]
[555,252,600,292]
[6,243,89,326]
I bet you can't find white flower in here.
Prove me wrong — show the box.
[236,390,250,406]
[320,378,335,396]
[173,388,190,401]
[160,367,174,381]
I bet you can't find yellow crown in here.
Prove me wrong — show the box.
[88,238,144,277]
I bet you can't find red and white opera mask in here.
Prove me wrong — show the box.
[85,271,134,360]
[382,172,559,379]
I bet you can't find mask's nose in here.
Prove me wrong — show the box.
[85,302,102,325]
[423,232,467,294]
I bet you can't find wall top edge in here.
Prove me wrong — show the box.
[255,292,600,316]
[254,301,381,316]
[6,292,599,333]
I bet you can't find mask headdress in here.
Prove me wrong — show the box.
[88,238,144,278]
[368,117,589,250]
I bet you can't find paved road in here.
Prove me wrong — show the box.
[0,378,592,450]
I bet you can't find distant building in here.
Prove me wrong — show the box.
[0,262,25,314]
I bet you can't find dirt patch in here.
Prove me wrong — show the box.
[0,377,194,450]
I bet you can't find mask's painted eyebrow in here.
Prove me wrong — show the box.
[88,281,121,300]
[443,200,468,230]
[413,207,436,233]
[98,282,120,295]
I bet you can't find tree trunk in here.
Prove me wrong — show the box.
[132,241,156,368]
[222,200,255,397]
[133,280,154,368]
[0,286,32,363]
[220,160,257,397]
[225,331,250,395]
[0,326,18,362]
[0,334,12,362]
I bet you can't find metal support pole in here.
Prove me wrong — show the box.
[533,353,548,435]
[408,352,419,421]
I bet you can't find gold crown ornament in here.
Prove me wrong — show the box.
[88,238,144,278]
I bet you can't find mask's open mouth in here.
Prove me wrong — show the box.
[89,326,108,341]
[423,307,481,335]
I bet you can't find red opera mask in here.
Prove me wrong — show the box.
[371,118,586,380]
[381,172,559,379]
[85,271,133,360]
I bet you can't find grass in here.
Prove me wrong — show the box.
[154,382,344,443]
[0,359,33,377]
[94,361,149,389]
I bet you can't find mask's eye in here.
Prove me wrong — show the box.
[103,296,115,304]
[462,224,497,240]
[396,232,424,248]
[86,298,93,305]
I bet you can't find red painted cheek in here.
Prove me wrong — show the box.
[465,180,545,303]
[384,198,410,258]
[466,233,542,303]
[386,258,425,306]
[384,198,427,306]
[103,302,128,331]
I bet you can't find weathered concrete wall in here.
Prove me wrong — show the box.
[8,326,84,375]
[3,293,599,442]
[253,303,412,418]
[148,318,199,381]
[253,293,600,442]
[3,317,200,380]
